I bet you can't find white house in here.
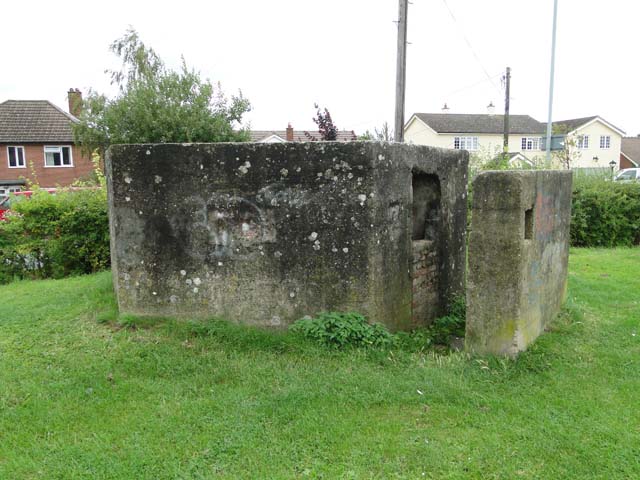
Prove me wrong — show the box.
[405,113,625,169]
[551,116,625,169]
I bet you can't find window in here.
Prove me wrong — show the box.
[0,186,21,196]
[576,135,589,149]
[521,137,540,151]
[7,146,25,168]
[44,146,73,167]
[599,135,611,149]
[616,170,637,181]
[453,136,479,151]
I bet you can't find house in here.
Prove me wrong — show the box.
[620,137,640,169]
[405,112,625,169]
[250,124,357,143]
[404,112,545,162]
[552,116,625,169]
[0,89,94,193]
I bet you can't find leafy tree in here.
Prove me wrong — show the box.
[312,103,338,141]
[358,121,394,141]
[357,131,375,141]
[73,29,251,155]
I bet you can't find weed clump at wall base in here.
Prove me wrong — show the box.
[428,295,466,345]
[290,312,394,348]
[0,188,110,283]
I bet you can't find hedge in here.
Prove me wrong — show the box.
[571,178,640,247]
[0,188,110,283]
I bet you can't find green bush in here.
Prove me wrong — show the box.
[0,188,110,283]
[571,177,640,247]
[290,311,394,349]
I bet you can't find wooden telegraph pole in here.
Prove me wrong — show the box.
[394,0,408,142]
[503,66,511,157]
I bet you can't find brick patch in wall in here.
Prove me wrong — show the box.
[412,239,438,326]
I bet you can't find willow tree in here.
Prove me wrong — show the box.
[73,29,251,156]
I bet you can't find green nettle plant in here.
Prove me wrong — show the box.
[73,28,251,156]
[428,295,466,345]
[290,312,394,348]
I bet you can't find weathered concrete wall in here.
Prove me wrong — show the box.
[466,170,573,356]
[106,142,467,331]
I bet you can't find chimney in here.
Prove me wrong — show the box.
[441,103,450,113]
[487,101,496,115]
[286,123,294,142]
[68,88,82,117]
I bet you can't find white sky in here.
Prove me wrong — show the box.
[2,0,638,136]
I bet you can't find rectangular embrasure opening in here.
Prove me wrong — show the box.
[524,208,533,240]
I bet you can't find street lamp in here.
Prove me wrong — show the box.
[609,160,617,179]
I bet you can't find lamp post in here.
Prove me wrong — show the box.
[609,160,617,179]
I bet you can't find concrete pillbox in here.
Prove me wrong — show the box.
[106,142,468,330]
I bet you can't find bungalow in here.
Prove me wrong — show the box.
[0,89,94,193]
[405,112,625,169]
[250,124,357,143]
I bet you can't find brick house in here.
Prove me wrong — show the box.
[620,137,640,169]
[0,90,94,194]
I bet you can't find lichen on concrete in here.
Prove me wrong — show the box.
[106,142,467,330]
[465,170,573,356]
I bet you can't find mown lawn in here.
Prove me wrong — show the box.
[0,249,638,479]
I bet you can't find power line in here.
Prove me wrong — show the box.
[441,0,501,95]
[443,72,502,99]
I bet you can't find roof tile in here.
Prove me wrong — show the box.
[249,130,357,142]
[414,113,545,135]
[621,137,640,163]
[0,100,78,143]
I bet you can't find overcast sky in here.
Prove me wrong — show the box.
[2,0,638,136]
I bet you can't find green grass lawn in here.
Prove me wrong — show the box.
[1,249,639,479]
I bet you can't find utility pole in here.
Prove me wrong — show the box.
[545,0,559,162]
[394,0,408,142]
[503,66,511,157]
